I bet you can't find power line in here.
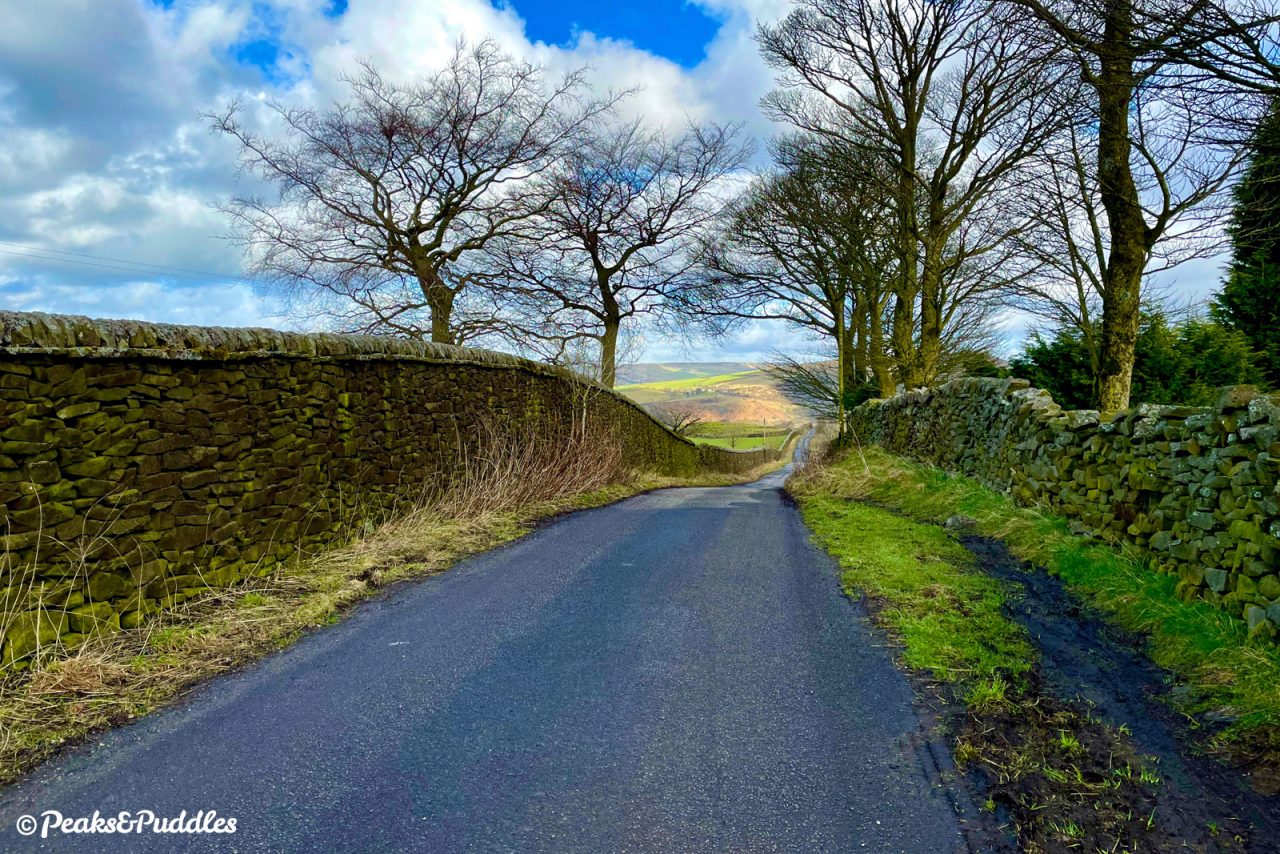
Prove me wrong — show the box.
[0,248,238,283]
[0,244,251,284]
[0,240,241,278]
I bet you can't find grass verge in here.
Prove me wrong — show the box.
[789,491,1033,682]
[794,445,1280,776]
[787,443,1277,852]
[0,435,785,787]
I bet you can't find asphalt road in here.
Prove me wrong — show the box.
[1,442,970,853]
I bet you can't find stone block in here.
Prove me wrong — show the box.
[1246,604,1269,630]
[67,601,118,634]
[1259,574,1280,601]
[1187,511,1217,531]
[1,608,68,663]
[86,571,134,601]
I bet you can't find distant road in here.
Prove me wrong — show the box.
[1,434,970,852]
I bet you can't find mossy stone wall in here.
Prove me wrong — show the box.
[0,312,776,665]
[848,378,1280,641]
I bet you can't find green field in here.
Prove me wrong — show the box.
[615,362,756,384]
[693,421,790,437]
[613,387,670,404]
[616,370,759,394]
[614,364,804,425]
[689,421,791,450]
[693,435,787,450]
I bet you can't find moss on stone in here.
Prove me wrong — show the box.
[0,310,778,670]
[849,377,1280,641]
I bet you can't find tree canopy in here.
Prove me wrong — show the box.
[1213,98,1280,386]
[1011,313,1264,409]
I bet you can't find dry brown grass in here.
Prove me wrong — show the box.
[0,423,784,785]
[0,489,139,668]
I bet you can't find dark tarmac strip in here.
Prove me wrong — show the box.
[1,445,975,852]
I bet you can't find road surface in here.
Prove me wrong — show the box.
[1,442,972,852]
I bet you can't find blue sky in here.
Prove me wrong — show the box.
[0,0,1227,362]
[0,0,801,361]
[507,1,724,68]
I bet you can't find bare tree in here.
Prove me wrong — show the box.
[1004,0,1280,409]
[659,407,705,437]
[698,132,897,440]
[762,353,845,423]
[484,118,750,386]
[1008,120,1182,397]
[209,41,614,344]
[758,0,1071,387]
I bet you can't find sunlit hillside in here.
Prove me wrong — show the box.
[615,362,760,385]
[615,363,805,425]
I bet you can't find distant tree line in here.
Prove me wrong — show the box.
[212,3,1280,413]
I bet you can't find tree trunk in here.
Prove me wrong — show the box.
[842,321,860,395]
[892,197,922,388]
[917,243,944,386]
[1096,286,1140,411]
[851,296,869,384]
[833,309,847,438]
[600,315,620,388]
[1094,0,1146,412]
[420,271,456,345]
[869,300,896,397]
[598,272,621,388]
[892,293,920,389]
[892,121,922,389]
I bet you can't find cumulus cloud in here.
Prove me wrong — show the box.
[16,0,1227,361]
[0,0,808,357]
[0,277,285,329]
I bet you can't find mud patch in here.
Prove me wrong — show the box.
[960,534,1280,852]
[955,678,1166,852]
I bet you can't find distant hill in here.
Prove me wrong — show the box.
[616,362,806,425]
[614,362,757,385]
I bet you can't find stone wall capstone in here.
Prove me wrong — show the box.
[0,311,778,666]
[847,377,1280,641]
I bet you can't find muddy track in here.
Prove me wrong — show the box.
[960,534,1280,852]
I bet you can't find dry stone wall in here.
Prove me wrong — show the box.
[848,377,1280,641]
[0,312,777,666]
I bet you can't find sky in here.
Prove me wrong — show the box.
[0,0,1231,363]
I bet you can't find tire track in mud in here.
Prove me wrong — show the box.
[960,534,1280,852]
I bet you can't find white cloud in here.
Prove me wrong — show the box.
[0,0,790,360]
[1149,253,1229,309]
[12,0,1231,366]
[641,318,816,363]
[0,278,285,329]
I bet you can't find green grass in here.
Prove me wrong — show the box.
[693,434,788,450]
[618,363,755,384]
[688,421,792,450]
[612,387,669,404]
[788,444,1247,848]
[794,489,1033,685]
[616,369,759,393]
[692,421,791,438]
[796,445,1280,767]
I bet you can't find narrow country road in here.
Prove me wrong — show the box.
[1,443,972,852]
